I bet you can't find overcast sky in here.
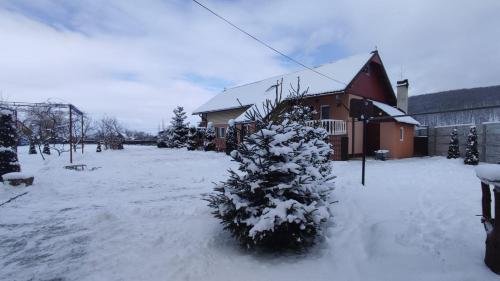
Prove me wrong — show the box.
[1,0,499,132]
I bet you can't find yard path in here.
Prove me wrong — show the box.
[0,146,497,281]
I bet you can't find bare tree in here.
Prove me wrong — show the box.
[95,116,124,150]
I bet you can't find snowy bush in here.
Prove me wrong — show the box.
[42,142,51,155]
[447,128,459,159]
[464,126,479,165]
[207,78,334,250]
[225,119,238,155]
[187,126,203,151]
[157,127,174,148]
[204,122,216,151]
[28,139,37,155]
[0,110,21,181]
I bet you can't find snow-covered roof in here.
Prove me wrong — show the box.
[371,100,420,125]
[193,53,374,116]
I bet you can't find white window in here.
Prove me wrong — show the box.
[216,127,225,138]
[400,127,404,141]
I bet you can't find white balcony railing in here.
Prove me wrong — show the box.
[305,119,347,136]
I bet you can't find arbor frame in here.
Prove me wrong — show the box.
[2,101,85,164]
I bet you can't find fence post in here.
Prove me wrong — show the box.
[482,123,487,162]
[485,186,500,274]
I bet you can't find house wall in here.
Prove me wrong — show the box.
[379,122,415,159]
[206,107,248,126]
[302,93,350,120]
[346,58,396,106]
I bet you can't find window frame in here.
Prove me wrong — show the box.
[400,127,404,141]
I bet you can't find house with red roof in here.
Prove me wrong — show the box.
[193,50,419,160]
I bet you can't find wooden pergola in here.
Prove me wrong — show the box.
[2,101,85,164]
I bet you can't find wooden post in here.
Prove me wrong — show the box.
[482,182,492,221]
[362,118,367,186]
[351,117,355,158]
[69,105,73,164]
[485,186,500,274]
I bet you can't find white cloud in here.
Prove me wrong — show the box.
[0,0,499,131]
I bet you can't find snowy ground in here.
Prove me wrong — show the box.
[0,145,498,281]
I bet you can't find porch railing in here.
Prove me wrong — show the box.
[305,119,347,136]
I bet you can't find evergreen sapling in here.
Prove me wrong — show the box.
[187,126,199,151]
[225,119,238,155]
[447,128,460,159]
[207,78,334,250]
[29,139,37,154]
[170,106,189,148]
[43,142,51,155]
[204,122,216,151]
[464,126,479,165]
[0,110,21,181]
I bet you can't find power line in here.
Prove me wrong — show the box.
[191,0,347,86]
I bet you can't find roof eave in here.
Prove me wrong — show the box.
[192,104,251,115]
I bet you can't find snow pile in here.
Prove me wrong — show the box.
[476,164,500,184]
[2,172,34,180]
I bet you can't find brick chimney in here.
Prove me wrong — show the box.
[397,79,409,113]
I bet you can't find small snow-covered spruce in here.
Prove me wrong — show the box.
[225,119,238,155]
[0,110,21,181]
[170,106,189,148]
[28,139,37,154]
[187,126,200,151]
[207,78,334,250]
[43,142,51,155]
[96,141,102,152]
[446,128,460,159]
[204,122,216,151]
[464,126,479,165]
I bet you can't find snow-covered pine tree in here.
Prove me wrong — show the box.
[0,109,21,181]
[207,78,334,250]
[187,126,199,151]
[43,142,51,155]
[170,106,189,148]
[447,128,460,159]
[28,139,37,154]
[225,119,238,155]
[96,141,102,152]
[464,126,479,165]
[204,122,216,151]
